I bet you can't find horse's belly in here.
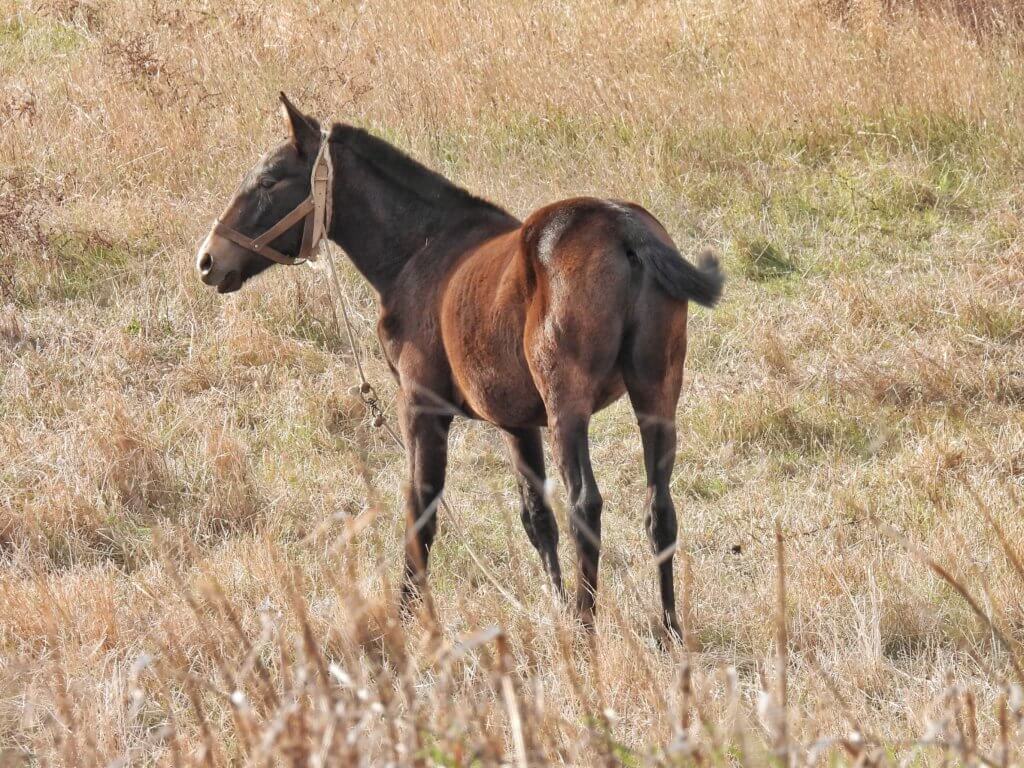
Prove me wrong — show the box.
[446,323,546,427]
[457,366,546,427]
[594,375,627,412]
[441,265,546,427]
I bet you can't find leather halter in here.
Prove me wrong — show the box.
[212,131,334,266]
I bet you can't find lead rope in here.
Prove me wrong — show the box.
[318,237,524,612]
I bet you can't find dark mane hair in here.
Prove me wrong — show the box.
[330,124,513,220]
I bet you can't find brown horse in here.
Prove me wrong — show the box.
[196,94,723,636]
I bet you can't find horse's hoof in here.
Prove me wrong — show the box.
[398,585,424,624]
[397,601,416,625]
[649,612,692,651]
[574,600,597,634]
[666,618,684,644]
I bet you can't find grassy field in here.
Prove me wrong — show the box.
[2,0,1024,763]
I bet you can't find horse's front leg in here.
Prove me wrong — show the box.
[398,394,452,615]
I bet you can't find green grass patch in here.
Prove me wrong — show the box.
[960,301,1024,343]
[0,15,84,64]
[0,18,27,45]
[737,238,797,281]
[675,472,731,501]
[47,231,132,301]
[692,395,879,460]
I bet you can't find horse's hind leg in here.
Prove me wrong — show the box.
[503,427,564,597]
[548,411,603,629]
[623,311,688,639]
[633,398,682,638]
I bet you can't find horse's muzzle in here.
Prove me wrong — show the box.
[196,253,241,293]
[214,270,242,293]
[196,232,244,293]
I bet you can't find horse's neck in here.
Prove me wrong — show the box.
[326,128,515,296]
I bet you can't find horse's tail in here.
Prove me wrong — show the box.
[629,235,724,309]
[609,202,722,308]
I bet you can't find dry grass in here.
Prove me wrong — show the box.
[2,0,1024,763]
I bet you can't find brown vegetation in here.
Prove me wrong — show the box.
[2,0,1024,763]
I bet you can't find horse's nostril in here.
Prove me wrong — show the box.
[198,252,213,275]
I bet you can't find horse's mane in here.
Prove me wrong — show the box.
[331,124,513,220]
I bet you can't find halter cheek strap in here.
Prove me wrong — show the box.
[212,130,334,266]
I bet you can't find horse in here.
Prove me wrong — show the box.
[196,93,723,637]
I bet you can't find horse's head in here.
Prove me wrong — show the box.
[196,93,323,293]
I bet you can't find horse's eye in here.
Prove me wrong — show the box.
[259,177,276,189]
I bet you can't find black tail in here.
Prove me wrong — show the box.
[635,241,724,308]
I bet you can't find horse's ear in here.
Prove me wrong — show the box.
[279,92,320,156]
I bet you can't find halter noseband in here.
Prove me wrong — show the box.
[212,131,334,266]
